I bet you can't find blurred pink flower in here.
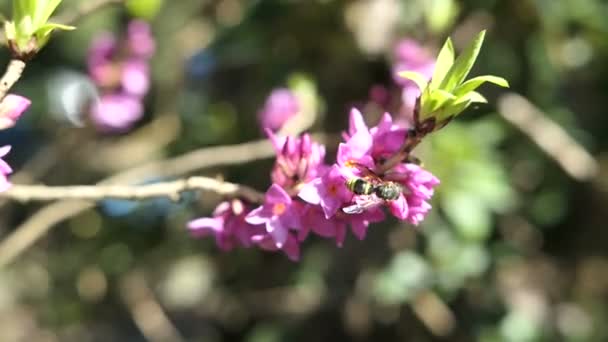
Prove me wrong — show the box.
[391,39,436,125]
[392,39,435,87]
[127,20,156,58]
[0,146,13,192]
[258,88,300,132]
[90,94,143,133]
[87,20,155,133]
[0,94,30,130]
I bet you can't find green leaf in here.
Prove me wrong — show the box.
[462,91,487,103]
[440,30,486,92]
[13,0,34,21]
[429,37,455,89]
[126,0,164,19]
[33,0,62,27]
[435,99,471,121]
[453,75,509,97]
[34,22,75,46]
[420,88,455,120]
[4,22,16,40]
[37,22,75,34]
[397,71,429,91]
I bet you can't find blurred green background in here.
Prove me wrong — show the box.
[1,0,608,341]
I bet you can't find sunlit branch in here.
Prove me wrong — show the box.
[1,176,264,203]
[497,92,598,181]
[0,59,26,100]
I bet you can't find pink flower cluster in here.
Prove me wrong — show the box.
[188,108,439,261]
[87,20,155,133]
[0,93,31,192]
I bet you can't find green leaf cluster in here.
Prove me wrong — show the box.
[400,30,509,124]
[4,0,75,56]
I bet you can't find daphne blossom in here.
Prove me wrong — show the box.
[188,108,439,260]
[258,88,300,132]
[87,20,155,133]
[188,198,301,261]
[0,94,30,130]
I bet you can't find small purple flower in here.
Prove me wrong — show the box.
[299,165,353,218]
[392,39,435,87]
[127,20,156,58]
[258,88,300,132]
[0,94,30,130]
[300,205,385,246]
[268,130,328,188]
[87,33,118,85]
[121,59,150,97]
[299,205,347,246]
[90,94,143,133]
[337,108,407,177]
[188,200,258,251]
[0,146,13,192]
[87,20,155,133]
[369,112,407,159]
[251,232,301,261]
[385,163,440,225]
[246,184,301,248]
[391,39,435,125]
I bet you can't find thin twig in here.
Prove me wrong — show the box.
[497,92,598,181]
[1,176,264,203]
[54,0,125,26]
[119,270,185,342]
[0,59,26,100]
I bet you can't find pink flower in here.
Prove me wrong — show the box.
[246,184,302,248]
[391,39,435,125]
[334,108,437,224]
[127,20,156,58]
[188,199,301,260]
[299,205,347,246]
[251,232,301,261]
[369,112,407,159]
[188,200,258,251]
[87,20,155,133]
[0,94,30,130]
[392,39,435,87]
[0,146,13,192]
[268,130,328,188]
[337,108,407,178]
[258,88,300,132]
[299,165,353,218]
[299,205,384,247]
[121,59,150,97]
[385,163,440,225]
[87,33,118,87]
[90,94,143,133]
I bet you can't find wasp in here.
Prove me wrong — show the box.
[343,177,403,214]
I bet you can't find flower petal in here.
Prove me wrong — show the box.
[265,184,292,204]
[388,194,409,220]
